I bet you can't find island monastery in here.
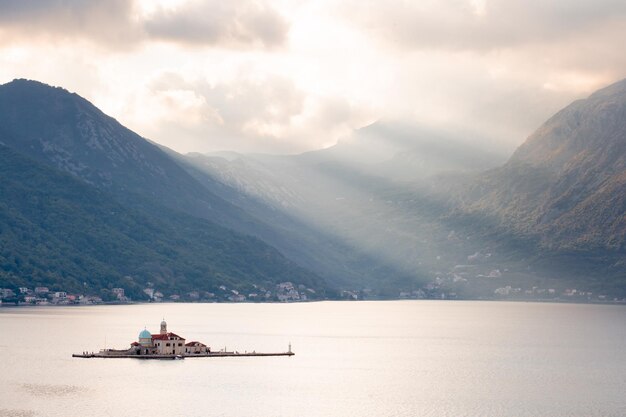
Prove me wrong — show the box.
[129,320,210,356]
[73,319,294,359]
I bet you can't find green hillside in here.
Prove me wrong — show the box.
[0,145,326,300]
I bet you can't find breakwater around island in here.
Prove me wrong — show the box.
[72,351,294,359]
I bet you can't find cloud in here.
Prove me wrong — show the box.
[144,0,289,48]
[2,0,623,156]
[342,0,626,51]
[0,0,289,49]
[121,71,372,154]
[0,0,139,46]
[328,0,626,149]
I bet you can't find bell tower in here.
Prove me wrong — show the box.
[160,318,167,334]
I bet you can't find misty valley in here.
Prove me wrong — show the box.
[3,2,626,417]
[0,78,625,306]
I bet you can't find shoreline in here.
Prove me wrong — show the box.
[2,298,626,309]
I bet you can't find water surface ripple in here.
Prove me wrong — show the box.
[1,301,625,417]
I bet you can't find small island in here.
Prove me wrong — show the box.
[73,319,294,360]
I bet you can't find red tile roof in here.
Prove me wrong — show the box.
[152,332,184,340]
[185,341,206,347]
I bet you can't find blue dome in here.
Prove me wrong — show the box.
[139,329,151,339]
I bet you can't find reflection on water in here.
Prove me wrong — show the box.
[1,301,625,417]
[0,410,35,417]
[21,384,87,397]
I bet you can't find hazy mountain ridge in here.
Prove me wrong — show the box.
[180,80,626,297]
[176,151,420,288]
[0,79,273,233]
[0,79,406,294]
[1,77,623,300]
[177,124,505,292]
[326,122,508,181]
[458,79,626,253]
[0,79,335,271]
[0,80,328,299]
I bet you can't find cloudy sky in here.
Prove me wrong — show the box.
[0,0,624,155]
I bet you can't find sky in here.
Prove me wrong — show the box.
[0,0,624,155]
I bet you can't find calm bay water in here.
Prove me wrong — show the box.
[1,301,625,417]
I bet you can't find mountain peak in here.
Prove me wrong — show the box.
[0,77,221,218]
[0,76,278,244]
[462,77,626,254]
[1,78,74,98]
[509,77,626,172]
[6,77,61,87]
[0,78,151,185]
[588,77,626,100]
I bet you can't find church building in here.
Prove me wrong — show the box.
[129,320,210,356]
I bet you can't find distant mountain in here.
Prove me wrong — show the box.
[442,79,626,292]
[176,122,505,291]
[181,82,626,297]
[0,80,406,290]
[177,151,420,288]
[0,80,327,299]
[318,121,508,181]
[3,77,623,301]
[459,79,626,251]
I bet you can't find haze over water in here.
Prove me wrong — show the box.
[1,301,625,417]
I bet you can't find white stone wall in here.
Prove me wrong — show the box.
[185,344,210,354]
[154,336,185,354]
